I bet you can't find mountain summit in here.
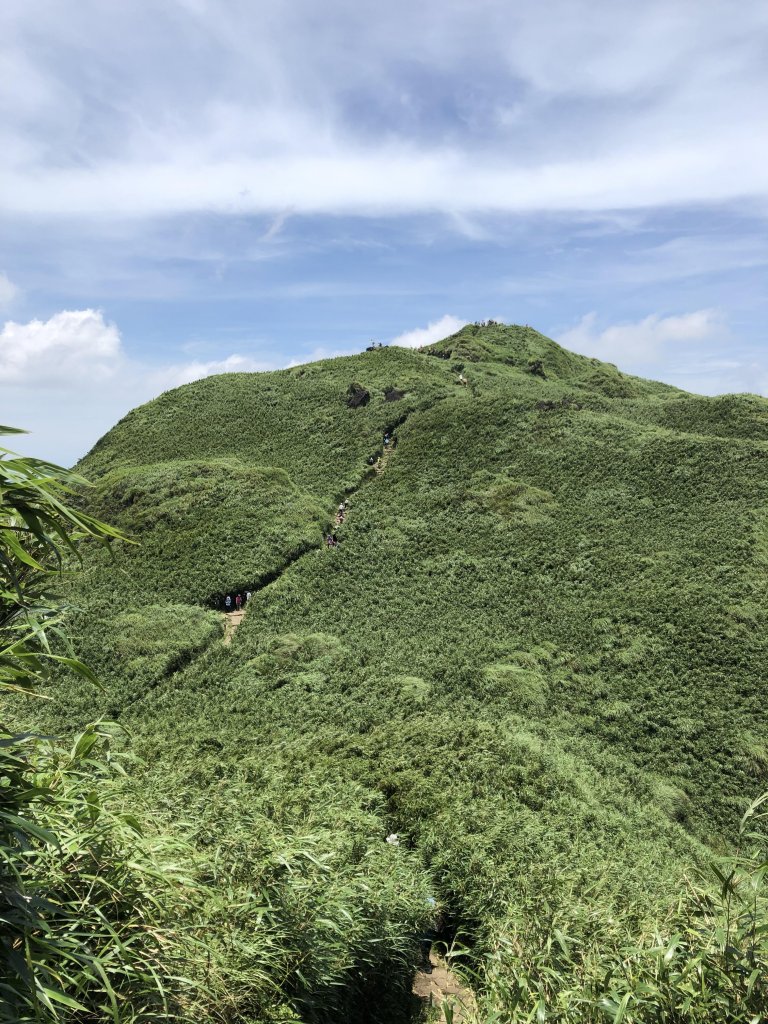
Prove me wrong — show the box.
[42,322,768,1021]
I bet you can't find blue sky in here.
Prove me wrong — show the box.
[1,0,767,464]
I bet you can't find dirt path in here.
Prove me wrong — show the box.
[222,609,245,644]
[375,441,394,474]
[412,953,475,1023]
[220,429,405,643]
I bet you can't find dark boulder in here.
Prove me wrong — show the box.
[346,383,370,408]
[384,388,405,402]
[528,359,547,379]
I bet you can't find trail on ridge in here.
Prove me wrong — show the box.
[221,427,407,640]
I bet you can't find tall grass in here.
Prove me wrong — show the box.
[473,793,768,1022]
[21,325,768,1019]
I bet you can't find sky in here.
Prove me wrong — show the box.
[1,0,767,465]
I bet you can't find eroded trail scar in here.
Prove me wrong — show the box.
[412,953,475,1023]
[222,609,245,644]
[375,438,395,474]
[220,418,410,642]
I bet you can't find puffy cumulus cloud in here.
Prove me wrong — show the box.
[0,309,122,383]
[286,343,360,366]
[557,309,727,364]
[0,272,19,309]
[0,306,340,463]
[0,308,286,463]
[391,314,467,349]
[151,353,279,390]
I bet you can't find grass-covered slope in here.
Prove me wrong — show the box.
[38,323,768,1020]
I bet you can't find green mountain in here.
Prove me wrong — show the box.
[41,323,768,1020]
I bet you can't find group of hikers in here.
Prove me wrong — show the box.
[367,430,397,467]
[219,590,251,613]
[218,430,397,606]
[326,500,347,548]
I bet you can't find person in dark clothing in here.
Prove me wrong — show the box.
[235,593,242,611]
[418,897,442,973]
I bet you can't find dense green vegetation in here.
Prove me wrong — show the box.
[0,435,205,1022]
[8,324,768,1020]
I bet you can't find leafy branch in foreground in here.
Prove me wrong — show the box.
[0,429,127,696]
[0,433,210,1022]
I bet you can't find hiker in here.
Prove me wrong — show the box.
[418,897,442,974]
[235,593,242,611]
[245,590,252,603]
[383,432,391,446]
[225,594,232,612]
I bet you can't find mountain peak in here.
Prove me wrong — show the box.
[422,321,596,376]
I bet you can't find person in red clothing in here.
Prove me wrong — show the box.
[235,593,242,611]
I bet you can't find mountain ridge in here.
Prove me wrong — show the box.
[36,321,768,1021]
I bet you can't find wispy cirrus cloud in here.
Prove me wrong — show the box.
[1,1,767,220]
[0,272,19,309]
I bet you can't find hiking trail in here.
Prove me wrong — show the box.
[223,608,245,644]
[412,953,475,1022]
[220,434,401,640]
[375,439,394,474]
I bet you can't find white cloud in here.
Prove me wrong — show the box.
[2,141,767,219]
[557,309,727,364]
[286,343,360,366]
[0,272,19,310]
[391,314,467,349]
[0,309,279,395]
[261,208,294,242]
[0,306,366,463]
[1,2,767,219]
[151,353,278,390]
[0,309,122,383]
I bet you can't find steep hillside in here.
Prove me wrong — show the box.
[33,323,768,1021]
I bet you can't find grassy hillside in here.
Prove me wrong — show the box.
[23,323,768,1020]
